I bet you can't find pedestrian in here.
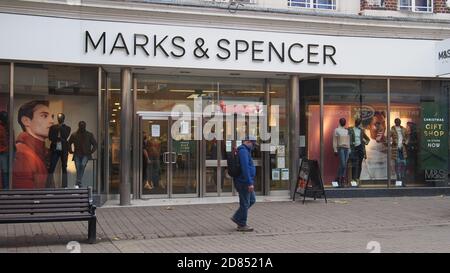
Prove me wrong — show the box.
[231,135,257,232]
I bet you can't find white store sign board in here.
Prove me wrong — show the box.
[0,12,442,78]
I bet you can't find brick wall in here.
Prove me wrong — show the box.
[361,0,397,11]
[434,0,450,13]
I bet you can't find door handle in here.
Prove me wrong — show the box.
[171,152,177,164]
[163,152,170,164]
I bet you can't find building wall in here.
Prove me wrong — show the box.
[435,0,450,13]
[361,0,450,14]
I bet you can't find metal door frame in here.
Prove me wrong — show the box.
[138,112,171,199]
[136,111,200,199]
[170,113,201,198]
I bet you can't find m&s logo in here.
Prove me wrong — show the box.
[438,49,450,60]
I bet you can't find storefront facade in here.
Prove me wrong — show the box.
[0,1,449,205]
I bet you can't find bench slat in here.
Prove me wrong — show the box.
[0,215,95,224]
[0,203,89,210]
[0,198,89,205]
[0,189,89,195]
[0,194,89,200]
[0,207,90,214]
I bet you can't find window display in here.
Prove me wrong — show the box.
[303,79,449,188]
[391,80,449,187]
[311,79,388,187]
[12,63,98,189]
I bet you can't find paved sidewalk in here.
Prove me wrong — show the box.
[1,196,450,253]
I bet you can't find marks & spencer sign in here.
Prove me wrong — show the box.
[84,31,337,65]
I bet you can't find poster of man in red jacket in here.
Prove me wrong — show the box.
[13,100,54,189]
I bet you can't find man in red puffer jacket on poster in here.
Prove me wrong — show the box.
[13,100,53,189]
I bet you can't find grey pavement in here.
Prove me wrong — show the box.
[1,196,450,253]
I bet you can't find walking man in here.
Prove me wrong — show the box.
[231,135,257,232]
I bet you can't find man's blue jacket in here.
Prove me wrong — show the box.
[235,144,256,185]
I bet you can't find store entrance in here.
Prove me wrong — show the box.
[138,112,200,198]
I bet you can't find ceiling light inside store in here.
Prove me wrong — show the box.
[187,94,207,99]
[240,91,276,94]
[114,102,120,106]
[112,108,118,112]
[170,89,217,93]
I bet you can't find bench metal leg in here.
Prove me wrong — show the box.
[88,217,96,244]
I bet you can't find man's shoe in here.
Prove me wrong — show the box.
[236,225,254,232]
[231,217,242,227]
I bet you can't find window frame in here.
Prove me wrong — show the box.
[398,0,433,13]
[287,0,337,10]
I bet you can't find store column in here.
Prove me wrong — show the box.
[120,68,132,205]
[289,75,300,197]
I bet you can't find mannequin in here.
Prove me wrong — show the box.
[47,113,71,188]
[348,118,370,186]
[390,118,408,186]
[68,121,97,188]
[333,118,350,187]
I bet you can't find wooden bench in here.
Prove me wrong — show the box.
[0,187,97,244]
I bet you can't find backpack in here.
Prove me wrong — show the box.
[226,148,241,178]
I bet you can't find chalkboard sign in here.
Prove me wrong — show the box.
[293,159,327,204]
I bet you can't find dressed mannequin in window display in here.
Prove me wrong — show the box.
[47,113,71,188]
[348,117,370,187]
[390,118,408,186]
[0,111,9,190]
[68,121,97,188]
[333,118,350,187]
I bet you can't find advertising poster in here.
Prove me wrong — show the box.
[272,169,280,181]
[420,101,448,185]
[281,169,289,181]
[151,124,160,137]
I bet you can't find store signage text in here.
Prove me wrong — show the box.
[438,49,450,60]
[420,103,448,184]
[85,31,337,65]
